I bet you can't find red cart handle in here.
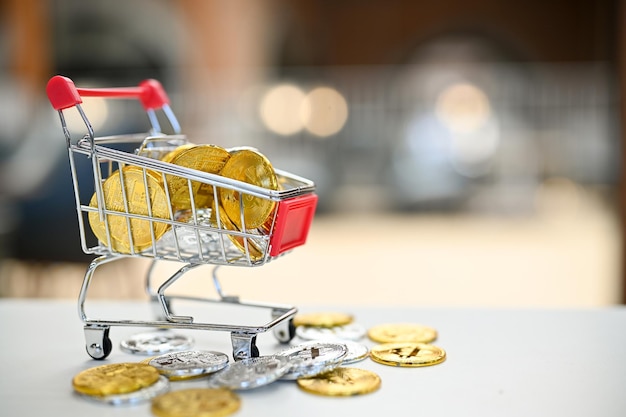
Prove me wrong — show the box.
[46,75,170,111]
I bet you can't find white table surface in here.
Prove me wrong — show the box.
[1,298,625,416]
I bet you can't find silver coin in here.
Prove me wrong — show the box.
[296,323,367,341]
[276,341,348,380]
[76,375,170,406]
[340,341,370,364]
[119,331,194,355]
[149,350,229,377]
[208,356,291,390]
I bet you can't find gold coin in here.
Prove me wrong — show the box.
[72,362,160,396]
[151,388,240,417]
[212,202,265,261]
[166,144,231,211]
[88,167,170,253]
[293,312,354,328]
[370,342,446,367]
[219,149,278,230]
[161,143,196,164]
[367,323,438,343]
[297,367,381,396]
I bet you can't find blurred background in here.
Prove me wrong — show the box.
[0,0,623,307]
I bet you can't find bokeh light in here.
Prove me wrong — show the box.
[435,82,491,133]
[259,84,307,135]
[64,97,110,134]
[301,87,349,137]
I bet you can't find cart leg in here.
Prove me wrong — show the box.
[156,263,203,323]
[272,308,297,344]
[84,325,113,360]
[231,333,260,361]
[78,255,119,322]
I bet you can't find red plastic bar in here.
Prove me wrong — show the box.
[46,75,170,111]
[269,193,318,257]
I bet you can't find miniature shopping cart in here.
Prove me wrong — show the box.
[46,75,317,360]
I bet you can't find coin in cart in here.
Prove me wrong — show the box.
[369,342,446,367]
[88,166,171,254]
[164,144,231,211]
[367,322,438,344]
[208,355,291,390]
[276,341,348,380]
[151,388,240,417]
[219,148,279,230]
[72,362,161,397]
[297,367,381,396]
[149,350,229,379]
[120,331,194,356]
[211,201,266,262]
[293,311,354,328]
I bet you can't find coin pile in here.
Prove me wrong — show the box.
[88,142,280,258]
[367,322,446,367]
[71,315,447,410]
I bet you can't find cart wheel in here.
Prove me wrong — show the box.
[273,318,296,344]
[85,326,113,360]
[251,343,260,358]
[231,333,260,360]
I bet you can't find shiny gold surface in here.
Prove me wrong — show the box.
[88,167,170,254]
[219,149,278,230]
[165,144,231,211]
[160,143,196,164]
[369,342,446,367]
[367,323,438,343]
[151,388,240,417]
[296,367,381,396]
[72,362,160,396]
[293,312,354,328]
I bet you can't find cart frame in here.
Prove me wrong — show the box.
[46,75,318,360]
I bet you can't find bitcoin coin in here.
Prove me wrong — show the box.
[149,350,229,378]
[119,331,194,356]
[293,312,354,328]
[161,143,196,164]
[166,144,231,211]
[76,375,170,405]
[219,148,278,230]
[296,322,365,341]
[208,356,291,390]
[212,202,265,262]
[88,166,170,254]
[72,362,160,396]
[139,357,209,382]
[369,342,446,367]
[367,323,438,343]
[276,341,348,380]
[339,341,370,364]
[151,388,240,417]
[297,367,381,396]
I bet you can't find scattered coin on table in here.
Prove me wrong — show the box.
[369,342,446,367]
[151,388,240,417]
[293,312,354,328]
[120,331,194,356]
[297,367,381,396]
[72,362,161,397]
[149,350,229,378]
[208,355,292,390]
[367,322,438,343]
